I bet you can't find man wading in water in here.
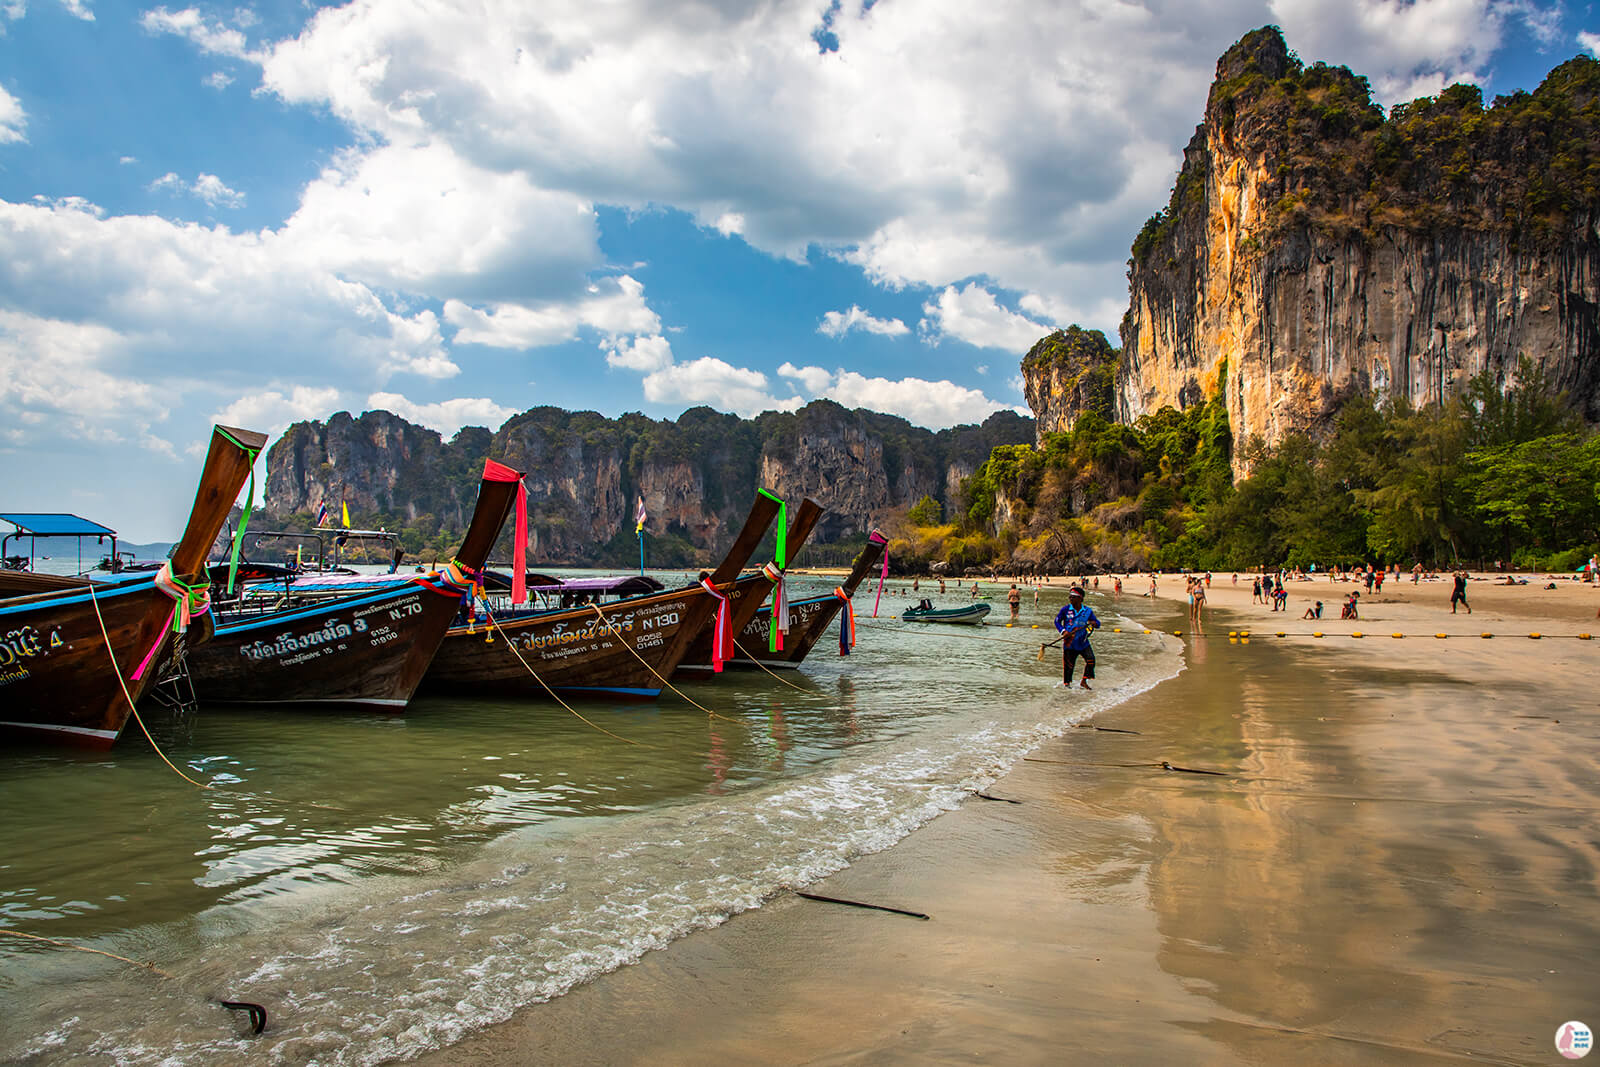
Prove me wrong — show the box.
[1054,586,1100,690]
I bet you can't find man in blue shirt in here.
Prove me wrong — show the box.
[1054,586,1100,689]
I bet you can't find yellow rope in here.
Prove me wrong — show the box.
[731,637,813,693]
[0,927,174,979]
[481,608,647,747]
[87,583,210,790]
[587,604,753,727]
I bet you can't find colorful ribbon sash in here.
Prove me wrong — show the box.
[762,561,788,652]
[835,585,856,655]
[482,459,528,605]
[131,562,212,681]
[700,577,732,673]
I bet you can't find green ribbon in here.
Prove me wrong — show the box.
[758,489,786,652]
[218,427,260,596]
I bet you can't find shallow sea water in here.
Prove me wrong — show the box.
[0,576,1179,1065]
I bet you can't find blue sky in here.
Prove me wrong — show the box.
[1,0,1596,541]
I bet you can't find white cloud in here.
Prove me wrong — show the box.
[817,305,909,339]
[365,391,517,436]
[282,142,600,302]
[0,195,456,396]
[204,70,234,90]
[58,0,92,20]
[443,274,660,353]
[151,171,246,208]
[119,155,137,165]
[642,357,801,418]
[919,284,1053,353]
[776,361,833,394]
[0,310,167,446]
[141,5,258,60]
[0,84,25,144]
[605,332,672,371]
[1581,30,1600,57]
[777,363,1024,430]
[212,385,343,439]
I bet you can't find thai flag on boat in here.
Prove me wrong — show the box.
[635,495,647,533]
[315,500,328,527]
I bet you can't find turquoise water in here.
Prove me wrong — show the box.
[0,576,1179,1064]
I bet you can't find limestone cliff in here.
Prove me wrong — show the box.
[1029,27,1600,467]
[262,402,1033,565]
[1021,327,1118,444]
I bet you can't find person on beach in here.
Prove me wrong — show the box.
[1451,571,1472,614]
[1252,577,1263,604]
[939,578,946,594]
[1191,577,1206,624]
[1113,576,1122,597]
[1008,583,1020,621]
[1054,586,1099,690]
[1302,601,1323,619]
[1148,576,1157,598]
[1341,591,1360,620]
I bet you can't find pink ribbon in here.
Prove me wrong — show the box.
[482,459,528,605]
[872,544,888,617]
[700,578,732,673]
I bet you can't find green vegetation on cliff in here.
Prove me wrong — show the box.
[1132,25,1600,266]
[938,366,1599,574]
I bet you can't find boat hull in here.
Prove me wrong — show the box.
[728,592,847,669]
[422,586,713,699]
[189,578,464,708]
[902,603,991,625]
[0,578,181,748]
[672,570,774,678]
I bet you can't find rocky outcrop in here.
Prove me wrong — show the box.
[1027,27,1600,470]
[1021,327,1119,442]
[262,402,1034,565]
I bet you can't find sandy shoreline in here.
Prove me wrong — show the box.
[416,577,1598,1065]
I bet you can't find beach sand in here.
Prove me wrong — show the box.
[417,575,1599,1066]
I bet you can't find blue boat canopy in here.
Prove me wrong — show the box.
[0,513,117,538]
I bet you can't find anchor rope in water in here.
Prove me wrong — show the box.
[0,927,175,978]
[87,582,211,790]
[585,604,756,727]
[730,637,814,693]
[480,606,649,747]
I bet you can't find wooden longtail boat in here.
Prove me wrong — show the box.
[185,459,524,710]
[730,529,888,670]
[673,497,824,678]
[0,425,265,748]
[421,493,782,700]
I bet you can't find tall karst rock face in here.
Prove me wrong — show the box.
[262,402,1033,564]
[1028,27,1600,467]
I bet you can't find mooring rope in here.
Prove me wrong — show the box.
[586,604,756,727]
[0,927,174,978]
[87,582,211,789]
[731,637,813,693]
[481,608,648,747]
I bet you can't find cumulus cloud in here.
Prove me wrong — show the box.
[151,171,246,208]
[0,196,457,396]
[0,310,165,445]
[778,363,1025,430]
[0,84,25,144]
[443,274,660,352]
[817,305,909,339]
[204,70,233,90]
[642,357,801,418]
[919,284,1054,353]
[141,6,258,60]
[365,391,517,436]
[282,142,601,302]
[604,332,672,371]
[211,385,343,438]
[1581,30,1600,57]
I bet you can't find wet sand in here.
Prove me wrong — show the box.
[417,576,1599,1066]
